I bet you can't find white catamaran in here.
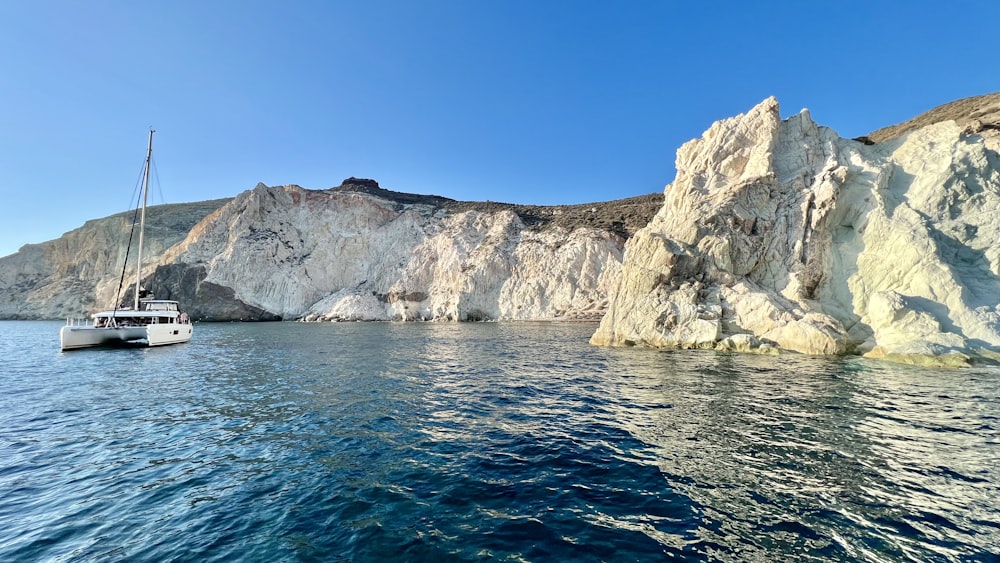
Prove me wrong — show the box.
[60,129,193,351]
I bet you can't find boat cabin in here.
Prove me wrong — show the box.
[92,300,190,328]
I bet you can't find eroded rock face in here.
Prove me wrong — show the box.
[143,184,627,322]
[592,97,1000,365]
[8,93,1000,366]
[0,180,641,323]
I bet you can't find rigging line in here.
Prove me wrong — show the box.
[151,157,165,206]
[112,171,148,320]
[114,155,149,272]
[116,151,152,279]
[125,155,147,220]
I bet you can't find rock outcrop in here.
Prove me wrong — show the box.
[0,179,660,323]
[591,96,1000,366]
[7,92,1000,366]
[150,182,632,322]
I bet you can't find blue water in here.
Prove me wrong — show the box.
[1,321,998,562]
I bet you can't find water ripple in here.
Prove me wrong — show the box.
[0,321,998,561]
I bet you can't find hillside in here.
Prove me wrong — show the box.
[0,182,660,321]
[332,177,662,238]
[4,91,1000,369]
[863,92,1000,151]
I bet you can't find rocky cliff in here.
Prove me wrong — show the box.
[148,181,657,322]
[0,178,661,323]
[591,95,1000,366]
[7,92,1000,366]
[0,200,229,319]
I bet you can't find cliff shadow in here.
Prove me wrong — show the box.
[146,263,282,322]
[882,167,916,220]
[926,222,1000,309]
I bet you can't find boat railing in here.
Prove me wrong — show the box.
[65,317,92,327]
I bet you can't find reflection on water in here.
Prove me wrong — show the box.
[0,321,998,562]
[605,349,1000,560]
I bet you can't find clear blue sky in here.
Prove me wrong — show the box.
[2,0,998,258]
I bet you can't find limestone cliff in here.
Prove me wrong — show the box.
[149,182,636,322]
[0,178,659,323]
[8,93,1000,367]
[591,96,1000,366]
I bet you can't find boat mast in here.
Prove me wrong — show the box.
[134,128,154,310]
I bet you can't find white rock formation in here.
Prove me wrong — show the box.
[158,184,624,322]
[592,97,1000,366]
[6,93,1000,367]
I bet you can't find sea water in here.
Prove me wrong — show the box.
[1,320,998,562]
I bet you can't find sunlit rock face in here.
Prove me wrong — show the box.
[151,183,625,322]
[591,97,1000,366]
[0,178,642,323]
[0,200,228,319]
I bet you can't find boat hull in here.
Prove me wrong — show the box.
[147,323,194,347]
[60,324,193,351]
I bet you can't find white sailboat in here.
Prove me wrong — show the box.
[60,130,193,351]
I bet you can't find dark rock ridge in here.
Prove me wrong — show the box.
[332,177,662,238]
